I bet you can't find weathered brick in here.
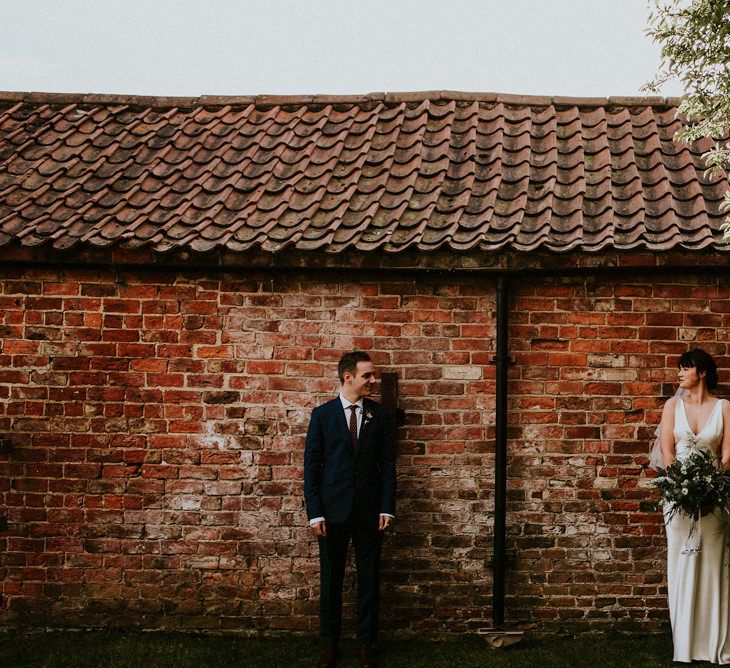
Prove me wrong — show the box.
[2,265,725,634]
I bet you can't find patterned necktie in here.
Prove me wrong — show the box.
[348,404,358,449]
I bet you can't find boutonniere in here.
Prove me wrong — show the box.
[363,411,373,427]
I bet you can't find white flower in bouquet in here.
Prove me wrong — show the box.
[653,448,730,522]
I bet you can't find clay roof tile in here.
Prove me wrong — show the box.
[0,90,726,254]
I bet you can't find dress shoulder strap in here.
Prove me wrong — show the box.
[674,397,686,430]
[704,398,725,446]
[711,398,725,427]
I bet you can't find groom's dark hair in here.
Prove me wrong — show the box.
[678,348,719,390]
[338,351,371,383]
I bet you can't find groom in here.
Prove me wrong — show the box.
[304,351,397,668]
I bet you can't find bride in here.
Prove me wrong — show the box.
[658,348,730,664]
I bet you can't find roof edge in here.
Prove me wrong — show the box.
[0,89,683,109]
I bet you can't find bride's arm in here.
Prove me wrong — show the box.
[659,397,677,467]
[720,400,730,470]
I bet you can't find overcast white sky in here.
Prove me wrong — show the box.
[0,0,684,98]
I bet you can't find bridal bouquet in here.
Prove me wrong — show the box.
[653,447,730,524]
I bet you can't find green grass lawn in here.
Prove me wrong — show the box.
[0,629,683,668]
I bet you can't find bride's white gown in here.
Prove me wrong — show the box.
[666,398,730,664]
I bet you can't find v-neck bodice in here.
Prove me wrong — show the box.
[673,398,725,460]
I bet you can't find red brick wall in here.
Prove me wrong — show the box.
[0,263,725,633]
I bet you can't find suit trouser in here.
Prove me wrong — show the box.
[318,512,383,645]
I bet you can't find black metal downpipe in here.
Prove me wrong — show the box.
[493,275,509,627]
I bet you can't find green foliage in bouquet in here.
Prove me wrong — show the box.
[653,447,730,521]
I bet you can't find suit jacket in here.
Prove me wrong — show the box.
[304,397,396,524]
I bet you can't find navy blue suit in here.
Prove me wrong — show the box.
[304,396,396,645]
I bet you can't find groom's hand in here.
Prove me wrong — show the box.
[311,521,327,537]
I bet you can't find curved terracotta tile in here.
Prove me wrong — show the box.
[629,107,658,138]
[582,192,612,218]
[325,161,361,190]
[670,193,708,218]
[388,154,421,180]
[312,190,350,214]
[367,134,397,162]
[440,170,477,200]
[356,169,391,195]
[418,152,450,178]
[445,229,484,252]
[288,185,326,212]
[3,94,730,253]
[663,167,704,198]
[408,182,442,211]
[557,121,584,148]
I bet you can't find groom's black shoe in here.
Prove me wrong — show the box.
[317,644,337,667]
[359,644,377,668]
